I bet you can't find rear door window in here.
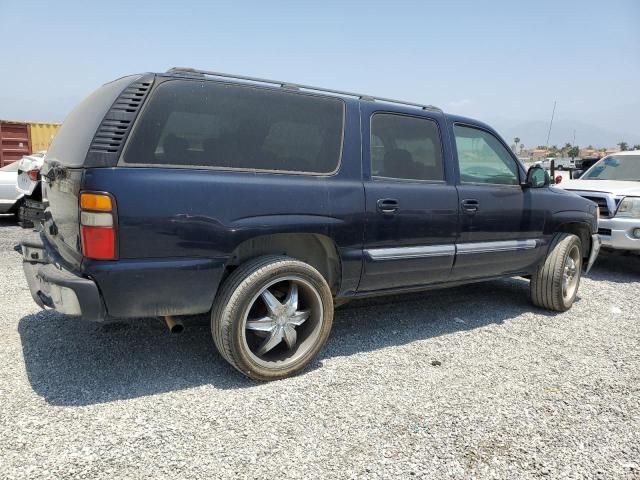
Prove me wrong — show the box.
[370,113,444,181]
[123,80,344,174]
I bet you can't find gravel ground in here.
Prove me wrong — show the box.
[0,217,638,479]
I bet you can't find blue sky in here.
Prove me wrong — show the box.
[1,0,638,146]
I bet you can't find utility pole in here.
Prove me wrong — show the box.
[546,100,557,147]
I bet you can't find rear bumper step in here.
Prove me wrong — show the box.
[20,234,106,322]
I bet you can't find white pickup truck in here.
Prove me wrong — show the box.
[558,151,640,253]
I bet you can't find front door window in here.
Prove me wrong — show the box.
[454,125,519,185]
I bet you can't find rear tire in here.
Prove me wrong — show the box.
[530,233,582,312]
[211,255,334,381]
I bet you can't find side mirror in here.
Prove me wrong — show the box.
[524,166,549,188]
[573,170,583,179]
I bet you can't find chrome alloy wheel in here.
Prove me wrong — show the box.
[562,245,582,301]
[242,275,324,367]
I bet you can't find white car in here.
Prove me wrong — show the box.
[554,157,576,170]
[534,157,575,170]
[534,157,552,169]
[0,162,23,214]
[558,151,640,252]
[16,151,46,196]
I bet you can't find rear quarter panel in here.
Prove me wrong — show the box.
[81,99,364,318]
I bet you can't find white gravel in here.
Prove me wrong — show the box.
[0,217,639,479]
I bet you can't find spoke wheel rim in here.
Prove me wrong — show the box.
[242,275,324,368]
[562,244,582,301]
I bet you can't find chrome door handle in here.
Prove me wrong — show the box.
[461,199,479,214]
[377,198,399,215]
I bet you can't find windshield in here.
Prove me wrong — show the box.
[582,155,640,181]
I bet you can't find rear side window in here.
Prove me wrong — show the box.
[454,125,519,185]
[370,113,444,181]
[123,80,344,174]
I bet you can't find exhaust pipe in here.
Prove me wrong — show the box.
[163,315,184,334]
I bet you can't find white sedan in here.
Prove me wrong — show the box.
[16,151,46,196]
[0,162,23,214]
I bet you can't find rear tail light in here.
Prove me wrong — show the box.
[79,193,117,260]
[27,169,39,181]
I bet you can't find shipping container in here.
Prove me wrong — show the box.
[0,121,31,167]
[29,122,61,153]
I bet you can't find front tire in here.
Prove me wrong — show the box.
[530,233,582,311]
[211,255,334,381]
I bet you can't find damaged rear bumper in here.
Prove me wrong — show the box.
[20,234,105,321]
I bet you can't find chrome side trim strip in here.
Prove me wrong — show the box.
[456,239,538,255]
[366,244,455,261]
[366,239,540,261]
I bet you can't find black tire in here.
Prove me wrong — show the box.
[530,233,582,312]
[211,255,334,381]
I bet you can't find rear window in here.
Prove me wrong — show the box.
[123,80,344,174]
[46,75,140,167]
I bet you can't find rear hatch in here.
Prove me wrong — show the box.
[41,74,153,270]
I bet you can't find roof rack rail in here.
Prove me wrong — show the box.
[166,67,442,112]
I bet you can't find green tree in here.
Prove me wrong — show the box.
[519,143,525,153]
[568,146,579,159]
[513,137,520,152]
[633,144,640,150]
[618,141,628,151]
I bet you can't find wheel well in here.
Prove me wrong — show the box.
[555,223,591,259]
[224,233,341,294]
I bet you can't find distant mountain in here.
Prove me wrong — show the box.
[488,116,640,149]
[488,104,640,147]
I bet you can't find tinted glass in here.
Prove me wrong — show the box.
[583,155,640,181]
[370,114,444,181]
[454,125,519,185]
[124,80,344,173]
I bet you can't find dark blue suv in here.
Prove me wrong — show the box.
[20,68,600,380]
